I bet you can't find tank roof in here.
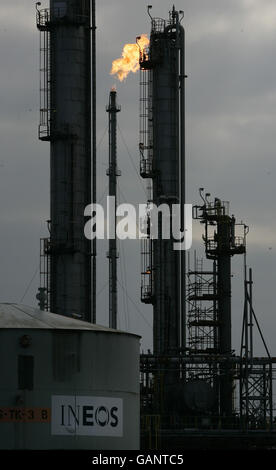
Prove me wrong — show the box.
[0,303,139,336]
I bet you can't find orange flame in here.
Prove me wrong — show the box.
[110,34,149,82]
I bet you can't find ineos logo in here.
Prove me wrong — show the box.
[52,396,123,437]
[61,404,119,428]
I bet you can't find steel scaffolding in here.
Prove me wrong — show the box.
[187,255,218,354]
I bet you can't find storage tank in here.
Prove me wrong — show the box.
[0,303,140,449]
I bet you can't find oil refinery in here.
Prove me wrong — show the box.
[0,0,276,451]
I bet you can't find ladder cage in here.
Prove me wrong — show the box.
[39,237,51,311]
[38,17,51,140]
[139,69,154,178]
[141,235,154,304]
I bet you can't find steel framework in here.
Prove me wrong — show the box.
[240,268,273,429]
[187,255,218,353]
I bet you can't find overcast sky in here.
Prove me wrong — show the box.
[0,0,276,356]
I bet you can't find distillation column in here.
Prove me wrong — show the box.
[106,89,121,329]
[140,7,185,359]
[37,1,92,320]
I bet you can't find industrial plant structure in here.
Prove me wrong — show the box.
[0,0,141,451]
[0,0,275,451]
[35,1,276,450]
[138,6,276,449]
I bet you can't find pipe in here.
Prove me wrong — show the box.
[106,90,120,329]
[140,354,276,365]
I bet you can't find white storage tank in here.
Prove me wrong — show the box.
[0,303,140,449]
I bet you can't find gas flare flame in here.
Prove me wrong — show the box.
[110,34,149,82]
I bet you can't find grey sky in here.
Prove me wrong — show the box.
[0,0,275,355]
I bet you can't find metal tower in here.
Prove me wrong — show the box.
[36,1,94,321]
[192,193,246,416]
[106,89,121,329]
[139,6,185,362]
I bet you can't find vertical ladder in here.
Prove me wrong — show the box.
[37,9,51,140]
[141,205,154,304]
[40,238,51,311]
[139,69,153,178]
